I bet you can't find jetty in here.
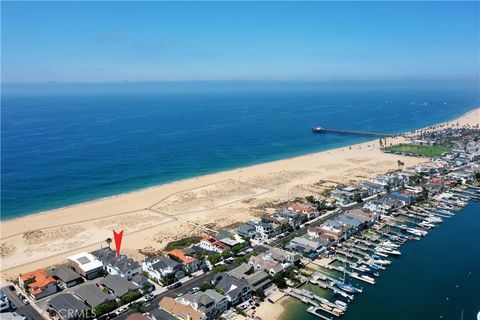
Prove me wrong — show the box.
[312,126,394,137]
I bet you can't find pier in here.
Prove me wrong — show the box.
[312,126,394,137]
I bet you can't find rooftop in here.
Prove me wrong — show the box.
[99,274,139,297]
[74,283,114,308]
[68,252,103,271]
[48,293,89,320]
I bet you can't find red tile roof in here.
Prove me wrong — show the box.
[167,249,197,264]
[19,269,56,296]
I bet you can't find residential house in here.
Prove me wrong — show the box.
[178,292,216,320]
[149,308,178,320]
[143,256,184,284]
[389,191,416,206]
[73,284,115,309]
[166,249,201,273]
[98,274,140,298]
[47,293,90,320]
[236,222,257,238]
[308,221,347,242]
[275,210,302,228]
[330,185,360,206]
[91,247,142,280]
[131,274,149,288]
[19,269,57,300]
[212,273,252,305]
[255,221,277,240]
[49,266,83,289]
[288,204,317,220]
[216,230,245,247]
[286,235,326,259]
[199,236,229,253]
[204,289,229,315]
[248,247,298,275]
[68,252,103,280]
[159,296,206,320]
[228,263,271,291]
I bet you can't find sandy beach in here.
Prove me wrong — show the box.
[1,108,478,284]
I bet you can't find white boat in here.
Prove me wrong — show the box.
[379,240,400,249]
[425,216,442,223]
[321,303,333,311]
[376,247,401,256]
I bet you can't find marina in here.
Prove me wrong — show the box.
[283,187,479,319]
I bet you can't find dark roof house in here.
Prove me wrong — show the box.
[73,284,115,308]
[47,293,89,320]
[99,274,140,297]
[49,266,83,288]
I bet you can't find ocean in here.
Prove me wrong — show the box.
[1,83,479,219]
[280,201,480,320]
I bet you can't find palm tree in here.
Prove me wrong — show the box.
[397,160,404,169]
[106,237,112,248]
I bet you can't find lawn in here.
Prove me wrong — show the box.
[385,144,450,157]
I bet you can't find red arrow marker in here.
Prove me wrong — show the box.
[113,229,124,257]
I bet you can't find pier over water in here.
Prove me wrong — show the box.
[312,126,394,137]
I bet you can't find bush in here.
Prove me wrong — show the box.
[93,302,117,316]
[221,251,232,259]
[142,282,153,292]
[165,236,203,251]
[235,307,246,316]
[213,264,228,273]
[200,282,214,291]
[234,256,246,264]
[208,253,222,264]
[120,291,140,305]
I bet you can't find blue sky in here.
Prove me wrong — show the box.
[1,1,479,83]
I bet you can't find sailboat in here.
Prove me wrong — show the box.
[335,247,362,293]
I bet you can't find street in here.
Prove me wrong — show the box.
[2,286,44,320]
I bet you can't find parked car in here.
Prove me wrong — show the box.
[140,294,154,303]
[115,306,129,316]
[8,285,15,291]
[22,299,29,305]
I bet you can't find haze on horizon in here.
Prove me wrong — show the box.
[1,1,479,84]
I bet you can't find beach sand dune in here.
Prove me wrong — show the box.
[1,108,478,283]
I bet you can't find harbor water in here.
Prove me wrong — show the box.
[280,201,480,320]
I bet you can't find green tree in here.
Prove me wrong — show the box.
[213,264,228,273]
[200,282,214,291]
[271,273,287,289]
[120,291,140,305]
[221,250,232,259]
[208,253,222,264]
[93,302,117,317]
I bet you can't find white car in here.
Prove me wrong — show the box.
[141,294,154,302]
[190,287,199,293]
[22,299,29,305]
[115,306,129,316]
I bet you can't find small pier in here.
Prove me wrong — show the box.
[312,126,393,137]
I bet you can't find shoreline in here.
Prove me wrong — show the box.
[1,107,478,282]
[2,107,479,222]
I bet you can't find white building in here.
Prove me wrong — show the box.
[68,252,104,280]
